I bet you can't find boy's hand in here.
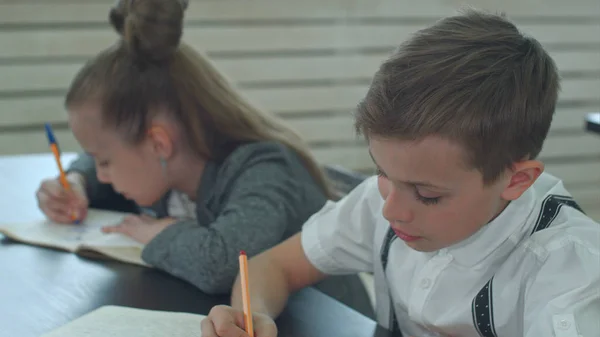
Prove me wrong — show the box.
[201,305,277,337]
[36,173,88,224]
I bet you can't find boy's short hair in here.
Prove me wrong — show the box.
[354,9,559,184]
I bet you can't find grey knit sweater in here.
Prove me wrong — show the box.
[67,141,327,294]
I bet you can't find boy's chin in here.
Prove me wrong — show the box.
[403,239,440,253]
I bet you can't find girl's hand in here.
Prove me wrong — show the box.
[102,214,176,244]
[36,172,89,224]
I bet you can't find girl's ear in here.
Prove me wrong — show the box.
[147,124,174,160]
[500,160,544,201]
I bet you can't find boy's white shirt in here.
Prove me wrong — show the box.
[301,172,599,337]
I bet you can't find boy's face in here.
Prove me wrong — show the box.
[370,136,532,252]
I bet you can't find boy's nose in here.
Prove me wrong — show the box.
[382,189,414,224]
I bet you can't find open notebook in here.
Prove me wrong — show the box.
[0,209,149,267]
[42,305,205,337]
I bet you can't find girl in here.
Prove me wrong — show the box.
[35,0,331,294]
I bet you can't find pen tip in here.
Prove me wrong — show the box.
[240,250,246,256]
[44,123,56,144]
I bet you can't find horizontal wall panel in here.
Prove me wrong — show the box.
[1,0,599,24]
[1,23,598,59]
[2,50,599,92]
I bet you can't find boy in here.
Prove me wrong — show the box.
[201,9,600,337]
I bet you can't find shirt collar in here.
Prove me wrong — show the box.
[443,186,537,267]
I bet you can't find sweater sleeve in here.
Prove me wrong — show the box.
[67,153,138,213]
[141,149,310,294]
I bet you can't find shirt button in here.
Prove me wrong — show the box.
[420,278,432,289]
[557,319,571,330]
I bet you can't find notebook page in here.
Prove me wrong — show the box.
[42,306,205,337]
[0,209,132,250]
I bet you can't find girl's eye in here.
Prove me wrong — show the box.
[376,168,387,178]
[97,160,109,167]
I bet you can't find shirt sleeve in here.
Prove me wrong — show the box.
[141,149,326,295]
[301,175,381,275]
[524,238,600,337]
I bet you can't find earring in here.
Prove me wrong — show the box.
[159,157,168,176]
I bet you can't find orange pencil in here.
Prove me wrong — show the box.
[45,123,79,224]
[239,250,254,337]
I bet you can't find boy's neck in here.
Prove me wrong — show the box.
[488,199,511,224]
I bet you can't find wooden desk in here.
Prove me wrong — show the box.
[586,112,600,134]
[0,153,390,337]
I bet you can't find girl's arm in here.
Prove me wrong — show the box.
[141,145,325,294]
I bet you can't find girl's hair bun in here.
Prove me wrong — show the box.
[109,0,187,63]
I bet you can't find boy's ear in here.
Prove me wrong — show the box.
[146,125,174,159]
[501,160,544,201]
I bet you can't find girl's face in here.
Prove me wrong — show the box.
[68,103,170,207]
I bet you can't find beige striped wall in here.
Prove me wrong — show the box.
[0,0,598,219]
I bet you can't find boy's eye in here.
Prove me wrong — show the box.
[414,188,441,205]
[376,169,442,205]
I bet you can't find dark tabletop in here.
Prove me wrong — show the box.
[585,112,600,134]
[0,153,388,337]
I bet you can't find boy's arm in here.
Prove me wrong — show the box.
[203,176,381,336]
[66,153,138,213]
[202,235,323,337]
[230,233,325,318]
[228,176,381,317]
[524,240,600,337]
